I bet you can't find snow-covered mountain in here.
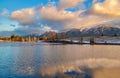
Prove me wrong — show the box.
[59,24,120,38]
[22,24,120,39]
[82,24,120,36]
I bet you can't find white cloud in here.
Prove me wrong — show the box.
[11,8,36,25]
[0,8,9,16]
[41,25,57,32]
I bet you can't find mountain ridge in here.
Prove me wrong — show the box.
[23,24,120,39]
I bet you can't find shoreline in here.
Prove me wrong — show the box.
[1,40,120,45]
[45,40,120,45]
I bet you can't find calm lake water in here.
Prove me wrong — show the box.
[0,42,120,78]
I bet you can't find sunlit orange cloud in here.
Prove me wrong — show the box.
[64,0,120,29]
[64,14,111,29]
[40,0,120,29]
[93,0,120,16]
[11,8,36,25]
[40,6,76,21]
[59,0,84,10]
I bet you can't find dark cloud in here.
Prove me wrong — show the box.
[0,25,57,37]
[10,24,16,27]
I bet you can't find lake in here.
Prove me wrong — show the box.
[0,42,120,78]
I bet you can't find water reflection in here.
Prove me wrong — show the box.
[0,42,120,78]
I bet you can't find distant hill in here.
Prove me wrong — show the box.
[58,24,120,38]
[22,24,120,39]
[22,31,57,40]
[82,24,120,36]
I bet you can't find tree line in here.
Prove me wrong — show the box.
[0,35,38,42]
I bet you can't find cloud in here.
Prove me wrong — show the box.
[40,58,120,76]
[0,8,9,16]
[40,6,76,21]
[10,0,84,28]
[64,14,107,29]
[10,24,16,27]
[13,25,57,35]
[0,25,57,37]
[41,25,57,32]
[92,0,120,16]
[10,0,120,35]
[11,8,36,26]
[59,0,85,10]
[61,0,120,29]
[39,0,120,29]
[92,0,103,4]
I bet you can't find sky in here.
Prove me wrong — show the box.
[0,0,120,37]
